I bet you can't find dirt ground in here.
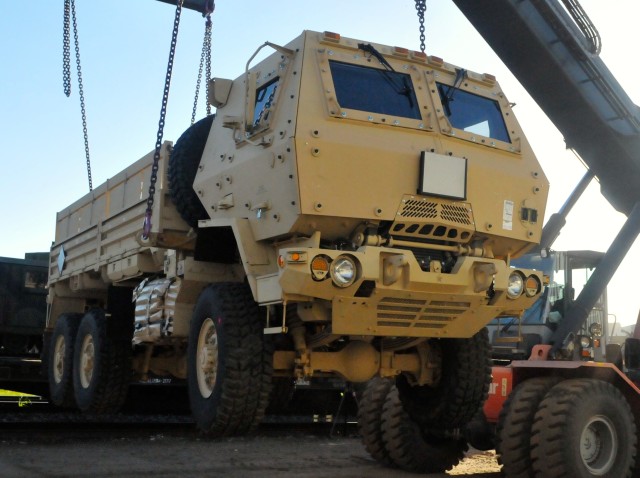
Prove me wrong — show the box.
[0,424,501,478]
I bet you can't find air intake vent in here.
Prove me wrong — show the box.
[441,204,473,225]
[399,200,438,219]
[392,196,475,244]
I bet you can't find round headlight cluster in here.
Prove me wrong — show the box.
[507,272,525,299]
[330,255,357,288]
[507,271,542,299]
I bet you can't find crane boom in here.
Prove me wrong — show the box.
[155,0,211,14]
[453,0,640,217]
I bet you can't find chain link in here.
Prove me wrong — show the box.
[205,13,212,116]
[190,5,214,125]
[62,0,71,97]
[62,0,92,191]
[143,0,185,239]
[415,0,427,53]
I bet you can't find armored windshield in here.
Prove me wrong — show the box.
[437,82,510,143]
[329,61,421,120]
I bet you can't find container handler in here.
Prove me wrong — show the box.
[452,0,640,476]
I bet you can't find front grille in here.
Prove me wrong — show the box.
[376,297,471,329]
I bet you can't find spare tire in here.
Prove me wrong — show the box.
[168,115,215,228]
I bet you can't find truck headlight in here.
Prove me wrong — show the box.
[579,335,592,348]
[507,271,524,299]
[330,255,357,288]
[589,322,603,337]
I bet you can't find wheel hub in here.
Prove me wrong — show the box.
[79,334,95,389]
[53,335,66,384]
[580,415,617,475]
[196,318,219,398]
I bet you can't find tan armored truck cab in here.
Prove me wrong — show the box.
[46,31,547,437]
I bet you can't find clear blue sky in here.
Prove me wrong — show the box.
[1,0,639,324]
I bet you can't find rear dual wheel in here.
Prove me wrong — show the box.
[48,313,82,408]
[72,309,131,413]
[48,310,132,413]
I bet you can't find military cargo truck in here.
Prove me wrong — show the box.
[45,30,547,466]
[0,253,48,356]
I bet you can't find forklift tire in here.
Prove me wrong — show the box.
[188,283,273,436]
[168,115,215,228]
[73,309,131,413]
[48,313,83,408]
[381,386,467,473]
[357,377,395,466]
[496,376,561,477]
[396,328,491,428]
[531,379,636,478]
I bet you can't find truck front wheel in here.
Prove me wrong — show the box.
[358,377,395,466]
[48,313,82,408]
[381,386,467,473]
[73,309,131,413]
[396,328,491,428]
[187,283,272,436]
[531,379,637,478]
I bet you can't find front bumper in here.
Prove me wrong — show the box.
[278,245,541,339]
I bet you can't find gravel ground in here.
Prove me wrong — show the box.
[0,420,501,478]
[0,388,501,478]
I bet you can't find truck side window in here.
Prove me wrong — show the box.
[24,270,47,289]
[436,82,510,143]
[253,78,280,128]
[329,61,421,120]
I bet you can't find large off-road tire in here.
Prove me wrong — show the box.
[357,377,395,466]
[496,376,561,478]
[531,379,637,478]
[381,386,467,473]
[396,328,491,428]
[187,283,273,436]
[168,115,214,228]
[48,313,82,408]
[73,309,131,413]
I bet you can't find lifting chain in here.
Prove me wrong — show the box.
[62,0,93,191]
[415,0,427,53]
[191,3,214,125]
[143,0,185,239]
